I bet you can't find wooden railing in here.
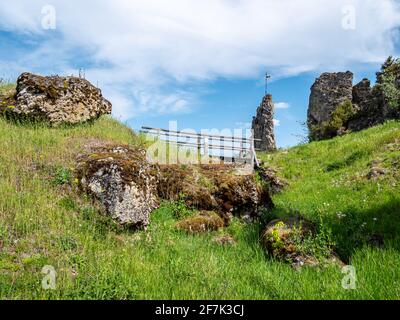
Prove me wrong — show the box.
[140,126,261,169]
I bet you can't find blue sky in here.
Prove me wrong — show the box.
[1,1,399,148]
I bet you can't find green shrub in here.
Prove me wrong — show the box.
[312,98,355,140]
[54,166,72,185]
[169,194,194,220]
[377,56,400,109]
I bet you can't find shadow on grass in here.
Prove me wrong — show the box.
[325,198,400,261]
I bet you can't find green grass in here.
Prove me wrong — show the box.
[0,106,399,299]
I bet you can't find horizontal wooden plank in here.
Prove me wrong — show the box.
[157,140,252,153]
[141,126,255,142]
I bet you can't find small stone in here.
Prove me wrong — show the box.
[212,235,236,246]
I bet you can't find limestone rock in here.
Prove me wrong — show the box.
[307,62,400,141]
[256,166,287,194]
[157,164,274,219]
[252,94,277,152]
[262,217,316,258]
[9,72,111,125]
[261,217,343,269]
[307,71,354,141]
[76,145,158,229]
[75,146,274,229]
[348,80,397,131]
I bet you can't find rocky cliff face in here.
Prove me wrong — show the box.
[307,68,400,141]
[307,72,354,141]
[252,94,277,152]
[2,72,112,125]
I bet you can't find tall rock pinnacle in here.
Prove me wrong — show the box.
[252,94,277,152]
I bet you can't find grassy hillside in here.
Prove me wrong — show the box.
[0,108,399,298]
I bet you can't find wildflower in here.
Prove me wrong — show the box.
[337,212,346,219]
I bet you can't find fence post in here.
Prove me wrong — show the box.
[197,135,202,165]
[204,137,209,164]
[240,139,244,162]
[250,131,256,170]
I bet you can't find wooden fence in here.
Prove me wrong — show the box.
[140,126,261,169]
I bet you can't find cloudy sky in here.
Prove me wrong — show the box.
[1,0,400,147]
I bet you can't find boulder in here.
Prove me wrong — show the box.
[76,145,158,229]
[261,217,343,269]
[157,164,273,219]
[262,217,316,258]
[75,146,274,228]
[8,73,111,125]
[307,71,354,141]
[252,94,277,152]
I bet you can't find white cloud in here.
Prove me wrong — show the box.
[273,119,281,127]
[0,0,400,119]
[274,102,290,110]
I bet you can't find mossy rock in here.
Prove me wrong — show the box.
[175,211,225,234]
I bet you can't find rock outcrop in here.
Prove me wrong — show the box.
[76,144,274,229]
[307,72,354,141]
[252,94,277,152]
[157,164,273,220]
[261,217,343,269]
[76,145,159,229]
[308,60,400,141]
[348,79,399,132]
[4,73,111,125]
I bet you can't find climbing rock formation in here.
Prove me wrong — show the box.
[307,72,354,141]
[348,78,399,132]
[308,61,400,141]
[4,72,111,125]
[252,94,277,152]
[76,145,159,229]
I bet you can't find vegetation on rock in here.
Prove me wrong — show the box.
[377,56,400,109]
[1,79,400,299]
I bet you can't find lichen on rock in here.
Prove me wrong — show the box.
[76,145,159,229]
[5,72,111,125]
[261,217,342,269]
[157,164,273,219]
[308,59,400,141]
[75,144,274,229]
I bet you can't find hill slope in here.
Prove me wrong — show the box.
[0,113,399,299]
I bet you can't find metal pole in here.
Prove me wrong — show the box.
[265,72,271,95]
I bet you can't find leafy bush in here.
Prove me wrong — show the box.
[169,194,194,220]
[312,98,355,140]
